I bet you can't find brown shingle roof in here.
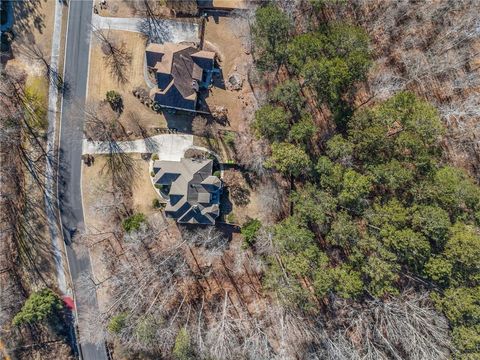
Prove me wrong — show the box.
[146,42,215,111]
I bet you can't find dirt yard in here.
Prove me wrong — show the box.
[87,29,169,134]
[11,0,55,54]
[82,154,160,224]
[203,16,256,132]
[221,168,266,226]
[5,0,56,95]
[94,0,173,18]
[81,153,166,309]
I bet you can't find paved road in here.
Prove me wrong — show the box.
[59,1,108,359]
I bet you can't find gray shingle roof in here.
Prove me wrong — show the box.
[153,158,222,225]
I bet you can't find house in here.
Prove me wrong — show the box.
[145,42,216,112]
[152,158,222,225]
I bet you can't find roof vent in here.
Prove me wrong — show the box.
[192,80,199,92]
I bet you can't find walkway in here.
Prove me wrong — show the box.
[91,13,199,43]
[82,134,194,161]
[45,0,67,295]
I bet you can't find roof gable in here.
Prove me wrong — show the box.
[153,158,221,225]
[146,42,215,111]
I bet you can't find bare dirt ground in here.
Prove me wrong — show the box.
[81,153,167,307]
[5,0,55,77]
[82,154,159,228]
[221,168,265,226]
[93,0,173,18]
[209,0,248,9]
[202,16,256,132]
[87,30,169,133]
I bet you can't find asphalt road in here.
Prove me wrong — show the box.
[59,1,108,359]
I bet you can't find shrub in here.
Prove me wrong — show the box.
[152,154,159,160]
[223,131,236,147]
[105,90,123,112]
[213,170,221,178]
[150,171,155,177]
[13,288,63,326]
[241,218,262,247]
[152,198,161,208]
[107,313,127,334]
[122,213,146,232]
[226,213,236,223]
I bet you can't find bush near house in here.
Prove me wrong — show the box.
[226,213,236,224]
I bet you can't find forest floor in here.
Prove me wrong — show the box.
[93,0,173,18]
[1,1,75,359]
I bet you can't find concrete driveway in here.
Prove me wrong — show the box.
[82,134,194,161]
[91,13,199,43]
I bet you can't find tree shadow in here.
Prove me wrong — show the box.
[219,188,233,221]
[12,0,45,40]
[331,98,354,134]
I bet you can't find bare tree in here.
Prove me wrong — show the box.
[191,115,209,137]
[313,292,451,360]
[222,170,251,207]
[205,293,241,360]
[180,226,230,257]
[20,43,64,90]
[92,26,132,84]
[84,102,137,191]
[234,131,270,177]
[257,178,288,222]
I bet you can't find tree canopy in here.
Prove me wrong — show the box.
[252,4,292,70]
[13,288,63,326]
[258,91,480,358]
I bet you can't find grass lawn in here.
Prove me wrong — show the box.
[87,30,168,136]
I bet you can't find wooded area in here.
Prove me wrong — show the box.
[1,0,479,359]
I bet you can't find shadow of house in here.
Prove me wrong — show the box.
[164,111,194,133]
[146,42,220,114]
